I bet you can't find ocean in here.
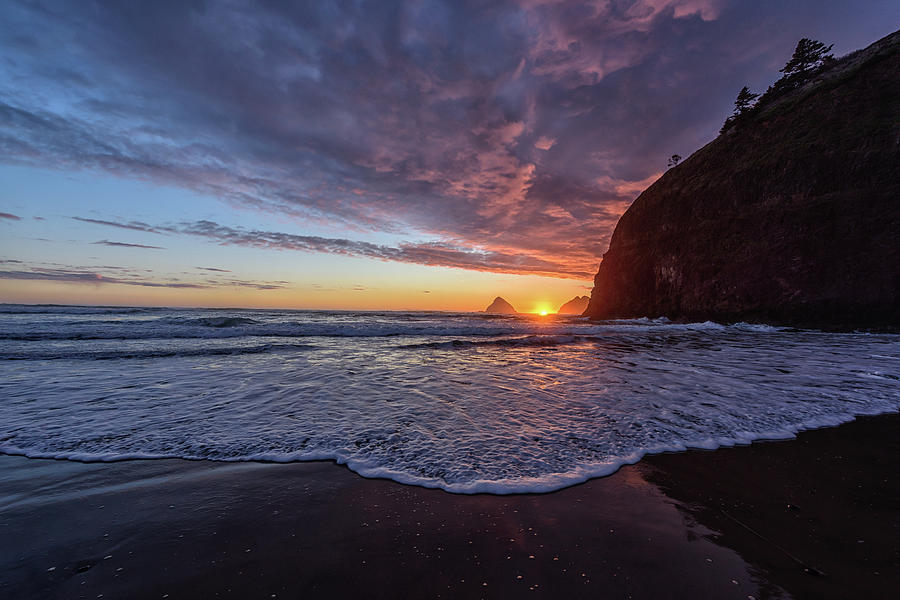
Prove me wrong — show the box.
[1,304,898,494]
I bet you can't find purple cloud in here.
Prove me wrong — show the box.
[73,217,162,233]
[93,240,165,249]
[1,1,896,279]
[0,212,22,221]
[0,264,287,290]
[83,217,594,279]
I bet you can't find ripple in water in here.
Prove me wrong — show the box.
[0,306,898,493]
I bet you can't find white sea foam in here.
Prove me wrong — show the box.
[0,306,897,494]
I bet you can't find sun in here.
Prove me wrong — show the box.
[533,302,554,316]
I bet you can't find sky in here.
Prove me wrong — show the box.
[1,0,897,312]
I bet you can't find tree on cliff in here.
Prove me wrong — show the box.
[722,38,834,134]
[733,86,759,115]
[780,38,834,80]
[667,154,682,168]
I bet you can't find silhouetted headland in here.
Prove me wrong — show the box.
[557,295,590,315]
[484,296,517,313]
[586,30,900,329]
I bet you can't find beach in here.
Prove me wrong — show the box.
[3,4,899,598]
[2,414,897,599]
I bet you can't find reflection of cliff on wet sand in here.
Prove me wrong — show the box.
[639,413,900,600]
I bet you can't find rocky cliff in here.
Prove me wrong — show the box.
[485,297,517,314]
[586,30,900,328]
[557,296,590,315]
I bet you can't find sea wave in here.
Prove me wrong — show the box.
[164,316,262,328]
[396,334,597,350]
[0,407,895,494]
[1,309,897,494]
[0,342,315,361]
[0,304,157,315]
[0,314,790,342]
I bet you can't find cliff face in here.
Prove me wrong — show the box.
[485,297,517,313]
[586,30,900,328]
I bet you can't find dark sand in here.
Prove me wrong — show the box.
[1,415,898,599]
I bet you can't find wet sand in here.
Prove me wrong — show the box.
[640,413,900,599]
[1,414,898,599]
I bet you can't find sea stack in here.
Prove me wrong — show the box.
[557,296,590,315]
[485,297,517,314]
[585,30,900,328]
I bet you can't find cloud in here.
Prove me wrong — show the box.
[0,268,203,288]
[73,217,162,233]
[0,212,22,220]
[85,216,595,279]
[534,136,556,151]
[596,173,664,198]
[178,219,595,279]
[0,263,286,290]
[1,1,892,279]
[195,266,231,272]
[93,239,165,249]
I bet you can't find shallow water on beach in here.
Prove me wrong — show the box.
[1,304,898,493]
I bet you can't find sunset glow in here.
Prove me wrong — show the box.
[1,2,895,310]
[532,301,556,316]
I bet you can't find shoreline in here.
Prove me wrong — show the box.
[2,414,898,598]
[2,408,896,496]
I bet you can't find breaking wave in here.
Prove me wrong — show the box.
[0,305,897,493]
